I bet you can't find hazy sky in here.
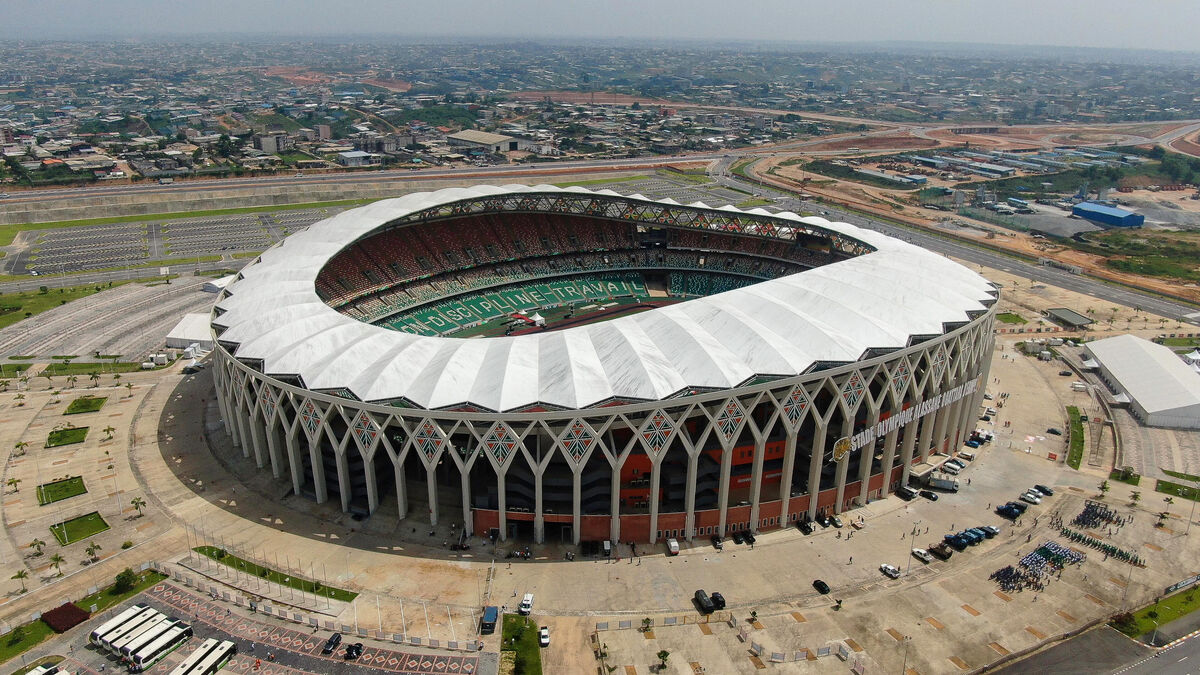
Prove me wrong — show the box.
[5,0,1198,52]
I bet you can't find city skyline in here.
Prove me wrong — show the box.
[5,0,1200,53]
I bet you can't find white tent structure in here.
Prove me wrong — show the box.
[1085,334,1200,429]
[166,313,214,350]
[1185,349,1200,364]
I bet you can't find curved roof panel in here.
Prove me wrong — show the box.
[215,184,995,411]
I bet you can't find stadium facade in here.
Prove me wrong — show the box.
[211,185,998,545]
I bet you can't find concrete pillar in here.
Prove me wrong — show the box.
[308,436,328,504]
[832,418,852,515]
[899,414,919,487]
[461,466,473,536]
[362,450,379,514]
[496,470,507,542]
[648,456,662,543]
[533,462,545,545]
[426,463,439,527]
[266,418,283,479]
[248,409,268,468]
[917,407,936,464]
[284,424,303,497]
[879,416,901,497]
[393,457,408,521]
[716,446,733,535]
[683,451,699,541]
[856,408,880,506]
[806,422,827,522]
[334,447,351,513]
[932,396,953,456]
[777,433,797,523]
[609,456,622,545]
[233,399,251,455]
[748,433,767,531]
[215,367,234,438]
[571,471,582,546]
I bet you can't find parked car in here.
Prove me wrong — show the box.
[1007,500,1029,514]
[1046,428,1062,436]
[964,439,981,448]
[880,564,901,579]
[830,515,843,528]
[710,592,726,610]
[981,525,1001,537]
[711,534,723,550]
[980,415,991,422]
[731,531,745,545]
[945,459,965,469]
[539,626,550,647]
[812,579,831,594]
[694,590,715,614]
[744,531,756,545]
[1020,492,1041,505]
[1059,370,1072,376]
[344,642,363,660]
[940,464,961,476]
[322,633,343,655]
[818,514,832,528]
[666,538,679,555]
[928,543,953,560]
[895,485,918,501]
[983,393,993,400]
[519,593,534,614]
[911,548,933,564]
[1034,484,1055,496]
[919,490,939,501]
[797,520,814,535]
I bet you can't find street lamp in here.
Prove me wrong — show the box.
[1187,487,1196,536]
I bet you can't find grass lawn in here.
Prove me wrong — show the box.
[1162,469,1200,483]
[996,312,1028,325]
[1155,479,1200,501]
[74,569,166,613]
[1109,469,1141,486]
[1066,406,1085,470]
[736,198,775,208]
[64,395,107,415]
[0,619,55,667]
[0,283,120,331]
[193,546,358,602]
[1113,584,1200,637]
[551,175,647,188]
[1160,337,1200,347]
[49,511,109,545]
[500,614,543,675]
[36,476,87,506]
[45,426,88,448]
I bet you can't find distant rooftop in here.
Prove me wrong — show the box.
[1045,308,1094,328]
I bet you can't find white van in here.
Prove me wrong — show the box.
[666,538,679,556]
[958,451,976,462]
[518,593,534,615]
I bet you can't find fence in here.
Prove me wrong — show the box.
[151,562,482,653]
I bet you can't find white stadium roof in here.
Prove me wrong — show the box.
[214,184,997,412]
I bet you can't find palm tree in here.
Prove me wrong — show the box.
[48,553,64,576]
[656,650,670,670]
[88,372,100,388]
[18,375,27,390]
[131,496,146,517]
[66,375,77,389]
[1131,491,1141,505]
[1099,480,1110,497]
[11,569,27,592]
[14,392,24,406]
[0,379,8,393]
[13,440,28,457]
[28,538,45,556]
[41,373,52,390]
[85,542,101,561]
[1165,496,1176,514]
[6,477,19,493]
[102,425,116,441]
[124,382,134,397]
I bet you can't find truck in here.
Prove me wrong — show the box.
[158,177,174,185]
[926,472,960,492]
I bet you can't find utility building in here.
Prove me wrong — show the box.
[1072,202,1144,228]
[1085,334,1200,429]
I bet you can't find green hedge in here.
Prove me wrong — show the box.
[1066,406,1085,470]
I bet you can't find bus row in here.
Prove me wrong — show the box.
[87,602,196,672]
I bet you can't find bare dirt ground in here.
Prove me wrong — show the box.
[795,132,939,153]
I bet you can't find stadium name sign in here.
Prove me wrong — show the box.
[848,378,980,451]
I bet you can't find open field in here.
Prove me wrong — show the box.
[63,395,106,414]
[45,426,88,447]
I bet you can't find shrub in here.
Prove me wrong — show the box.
[42,602,90,633]
[113,568,137,594]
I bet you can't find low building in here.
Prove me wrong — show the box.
[446,129,533,153]
[337,150,378,167]
[1044,308,1094,329]
[1084,334,1200,428]
[1072,202,1144,228]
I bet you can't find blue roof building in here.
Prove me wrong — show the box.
[1072,202,1144,228]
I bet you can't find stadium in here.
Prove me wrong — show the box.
[210,184,998,546]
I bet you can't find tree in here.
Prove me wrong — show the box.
[28,538,44,556]
[14,392,24,406]
[102,425,116,441]
[41,373,52,389]
[13,441,27,457]
[656,649,670,670]
[125,382,134,397]
[49,553,64,576]
[5,477,19,493]
[131,496,146,517]
[113,568,138,593]
[67,375,77,389]
[1165,496,1176,513]
[85,542,102,561]
[1132,491,1141,504]
[1099,480,1110,497]
[88,372,100,388]
[11,569,27,592]
[113,373,121,384]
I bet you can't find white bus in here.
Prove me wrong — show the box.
[118,616,177,659]
[97,607,161,652]
[129,623,193,672]
[185,640,237,675]
[168,638,219,675]
[89,603,148,645]
[25,664,62,675]
[113,614,171,657]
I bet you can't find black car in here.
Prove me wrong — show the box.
[818,514,832,528]
[1059,370,1072,376]
[919,490,939,501]
[694,589,715,614]
[711,534,723,550]
[744,531,756,545]
[812,579,831,595]
[322,633,343,655]
[1034,484,1055,496]
[731,531,745,545]
[980,415,992,422]
[344,642,364,660]
[797,520,814,535]
[1046,428,1062,436]
[710,591,726,610]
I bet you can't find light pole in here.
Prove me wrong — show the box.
[1187,487,1196,536]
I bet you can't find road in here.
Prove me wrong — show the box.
[1114,639,1200,675]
